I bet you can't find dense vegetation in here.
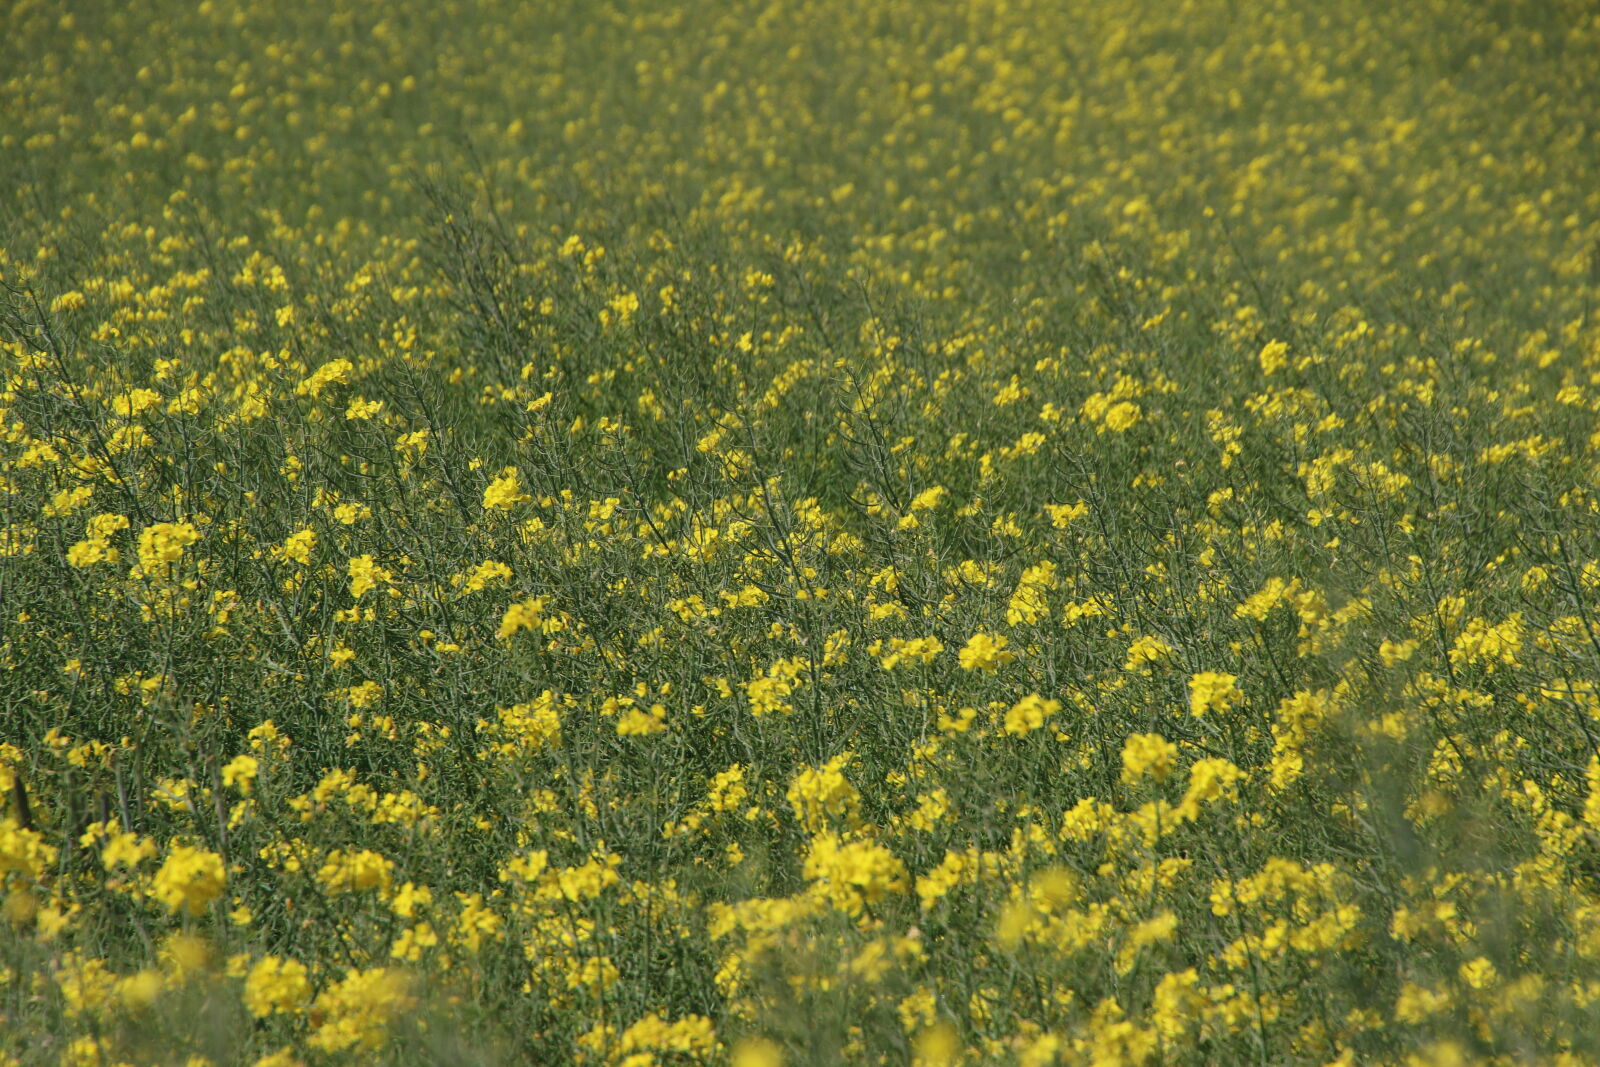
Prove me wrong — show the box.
[4,0,1600,1063]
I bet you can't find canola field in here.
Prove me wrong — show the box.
[4,0,1600,1063]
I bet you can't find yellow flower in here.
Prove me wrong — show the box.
[746,657,804,716]
[731,1038,785,1067]
[616,705,668,736]
[554,850,622,900]
[220,754,259,796]
[344,396,384,420]
[1177,758,1245,818]
[1103,400,1141,432]
[317,849,394,894]
[958,632,1015,672]
[60,1037,108,1067]
[497,596,549,640]
[308,967,415,1053]
[876,636,944,670]
[244,956,311,1017]
[1044,501,1088,528]
[110,388,163,416]
[279,527,316,565]
[802,832,908,916]
[101,831,157,871]
[458,559,512,593]
[1006,561,1057,625]
[1116,910,1179,972]
[787,754,861,833]
[344,680,383,708]
[482,467,530,510]
[1258,339,1289,376]
[1459,957,1497,990]
[1003,693,1061,736]
[251,1050,305,1067]
[1121,733,1177,784]
[1378,638,1417,666]
[614,1012,718,1057]
[912,1022,961,1067]
[1124,634,1174,670]
[452,892,504,954]
[295,358,352,398]
[1188,671,1242,717]
[136,521,200,576]
[152,845,227,916]
[67,537,116,567]
[1448,614,1524,667]
[1151,970,1203,1040]
[117,968,165,1011]
[43,485,93,518]
[389,921,439,961]
[347,554,392,599]
[390,882,433,919]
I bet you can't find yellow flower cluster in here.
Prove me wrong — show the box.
[1188,671,1243,718]
[957,632,1015,672]
[150,846,226,917]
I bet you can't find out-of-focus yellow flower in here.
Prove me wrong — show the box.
[616,704,668,736]
[1257,339,1289,376]
[1124,633,1174,670]
[912,1022,961,1067]
[497,595,549,640]
[116,968,165,1011]
[1103,400,1141,432]
[251,1049,305,1067]
[787,754,861,833]
[1121,732,1178,784]
[1,820,59,882]
[221,754,259,795]
[731,1037,784,1067]
[296,358,352,398]
[344,396,384,420]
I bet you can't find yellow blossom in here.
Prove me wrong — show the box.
[802,831,908,916]
[308,967,414,1053]
[1121,732,1178,784]
[244,956,311,1017]
[347,554,392,598]
[958,631,1015,672]
[217,755,257,796]
[152,845,227,916]
[1003,693,1061,736]
[317,849,394,894]
[482,467,530,510]
[1188,671,1242,717]
[136,521,200,576]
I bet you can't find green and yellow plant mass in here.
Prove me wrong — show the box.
[4,0,1600,1063]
